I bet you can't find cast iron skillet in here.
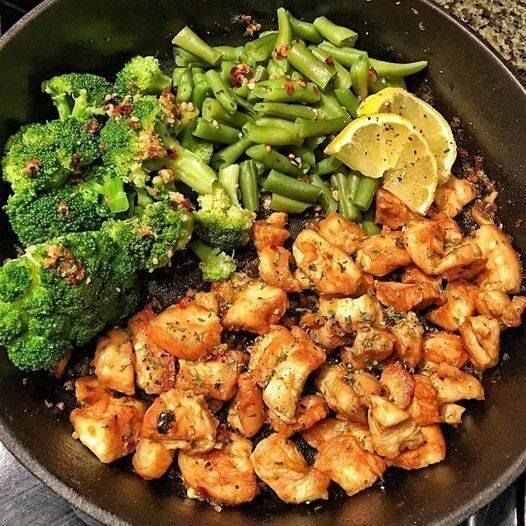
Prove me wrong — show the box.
[0,0,525,524]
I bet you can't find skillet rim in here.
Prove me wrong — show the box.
[0,0,524,524]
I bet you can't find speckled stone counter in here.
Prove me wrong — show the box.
[434,0,526,84]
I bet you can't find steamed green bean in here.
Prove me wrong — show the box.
[253,102,317,121]
[172,26,222,66]
[287,42,335,89]
[205,69,237,112]
[313,16,358,47]
[252,78,321,103]
[246,144,304,177]
[262,170,321,203]
[270,193,311,213]
[211,136,253,170]
[288,13,323,44]
[295,116,350,138]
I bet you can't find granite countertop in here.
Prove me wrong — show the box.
[0,1,524,525]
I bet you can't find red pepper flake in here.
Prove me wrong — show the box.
[230,63,251,88]
[325,56,335,66]
[284,79,295,95]
[178,297,192,309]
[274,44,290,60]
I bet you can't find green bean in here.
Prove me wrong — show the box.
[193,118,240,144]
[347,171,362,201]
[263,170,321,203]
[295,116,350,138]
[353,176,379,210]
[253,102,317,121]
[361,208,381,235]
[231,90,256,115]
[368,68,388,93]
[233,83,250,99]
[311,156,343,176]
[385,76,407,89]
[191,69,211,109]
[332,172,361,221]
[287,42,335,90]
[219,61,236,82]
[311,173,338,214]
[172,26,222,66]
[287,145,316,169]
[310,46,352,89]
[211,136,253,170]
[201,98,251,128]
[174,47,207,67]
[253,65,269,82]
[320,93,348,119]
[313,17,358,47]
[244,32,277,63]
[271,7,292,75]
[218,164,240,205]
[319,41,427,77]
[214,45,243,61]
[173,68,193,103]
[244,122,302,147]
[246,144,303,177]
[351,54,369,99]
[255,117,298,133]
[179,121,214,163]
[252,78,321,103]
[239,160,260,211]
[288,12,323,43]
[205,69,237,113]
[270,193,311,214]
[305,136,327,150]
[334,88,360,118]
[290,70,305,81]
[267,58,289,79]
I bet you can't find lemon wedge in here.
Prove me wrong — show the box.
[325,113,438,215]
[357,87,456,184]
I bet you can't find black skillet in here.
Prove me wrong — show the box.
[0,0,525,524]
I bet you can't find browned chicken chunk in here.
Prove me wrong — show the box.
[75,376,111,406]
[319,294,384,332]
[391,312,425,369]
[376,281,444,313]
[302,418,374,452]
[341,326,395,369]
[423,332,468,368]
[375,187,414,229]
[428,363,484,404]
[258,246,302,292]
[434,176,476,218]
[269,394,328,437]
[251,212,290,251]
[407,375,441,426]
[356,231,411,276]
[381,363,415,409]
[132,439,174,480]
[476,290,526,328]
[317,212,367,254]
[459,315,500,370]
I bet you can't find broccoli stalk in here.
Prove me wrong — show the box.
[114,56,172,96]
[190,239,236,282]
[85,167,130,214]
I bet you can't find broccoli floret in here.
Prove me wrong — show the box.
[190,239,236,282]
[0,231,139,371]
[114,56,171,97]
[193,185,253,250]
[1,119,100,195]
[102,201,194,272]
[42,73,112,120]
[5,167,129,246]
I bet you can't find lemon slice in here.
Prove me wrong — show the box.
[325,114,438,215]
[357,87,456,184]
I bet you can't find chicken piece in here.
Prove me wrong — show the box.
[302,418,374,452]
[316,364,365,422]
[132,439,174,480]
[269,395,328,437]
[423,332,468,368]
[407,375,440,426]
[380,363,415,409]
[375,281,444,313]
[476,291,526,328]
[141,388,218,452]
[351,371,383,406]
[314,434,386,496]
[258,246,302,292]
[128,308,176,395]
[70,396,146,464]
[375,188,413,229]
[249,326,295,386]
[53,351,71,379]
[474,224,522,294]
[402,265,443,288]
[434,239,487,281]
[440,403,466,425]
[227,372,266,438]
[433,176,476,218]
[300,312,350,351]
[391,312,425,368]
[292,229,363,296]
[75,376,111,406]
[355,231,411,277]
[176,348,247,400]
[222,282,288,334]
[193,291,220,313]
[148,301,222,360]
[250,434,329,504]
[211,272,252,312]
[179,431,257,506]
[428,363,485,404]
[263,327,326,423]
[403,219,445,274]
[251,212,290,251]
[368,395,424,459]
[92,328,135,395]
[341,326,395,369]
[319,294,384,332]
[317,212,367,254]
[427,280,478,332]
[427,211,463,245]
[459,315,500,370]
[388,425,446,470]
